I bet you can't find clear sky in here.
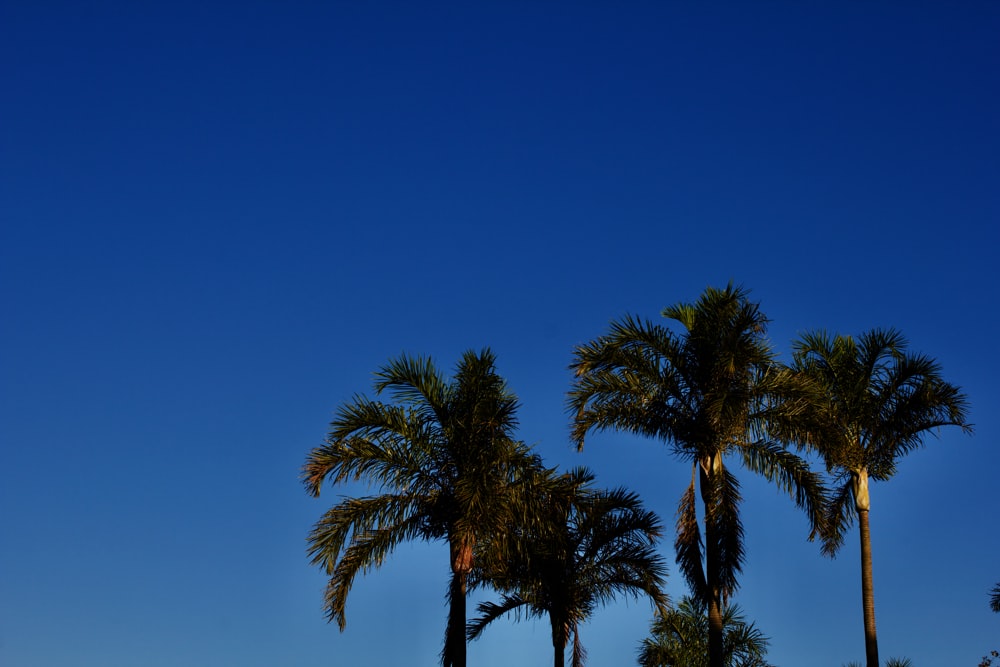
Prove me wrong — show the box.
[1,2,997,666]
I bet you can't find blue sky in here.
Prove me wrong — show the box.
[1,2,998,665]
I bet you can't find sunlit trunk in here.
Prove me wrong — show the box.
[858,509,878,667]
[853,470,878,667]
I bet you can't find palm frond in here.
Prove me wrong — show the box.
[675,468,707,600]
[639,595,774,667]
[820,476,857,557]
[707,461,745,599]
[466,594,532,640]
[303,397,434,495]
[308,492,430,628]
[571,625,588,667]
[739,440,827,540]
[306,492,430,572]
[569,315,694,451]
[372,353,449,424]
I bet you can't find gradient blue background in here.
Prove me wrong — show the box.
[2,2,998,665]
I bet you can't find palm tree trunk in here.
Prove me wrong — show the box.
[705,566,724,667]
[445,537,473,667]
[444,570,467,667]
[700,455,725,667]
[852,469,878,667]
[550,615,566,667]
[859,508,878,667]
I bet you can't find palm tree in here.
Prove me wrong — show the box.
[637,595,773,667]
[302,349,541,667]
[569,284,825,667]
[790,329,971,667]
[468,467,669,667]
[991,583,1000,613]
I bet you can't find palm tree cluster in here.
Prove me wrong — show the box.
[303,284,971,667]
[302,349,668,667]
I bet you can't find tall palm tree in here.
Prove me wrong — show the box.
[468,467,669,667]
[569,284,825,667]
[790,329,971,667]
[302,349,540,667]
[637,595,773,667]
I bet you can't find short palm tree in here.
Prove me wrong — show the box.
[637,595,773,667]
[468,467,668,667]
[302,349,540,667]
[569,284,825,667]
[790,329,971,667]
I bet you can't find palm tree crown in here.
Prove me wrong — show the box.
[569,284,824,667]
[638,595,774,667]
[302,348,540,667]
[469,467,668,667]
[790,328,971,667]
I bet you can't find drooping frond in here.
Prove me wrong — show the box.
[569,315,692,452]
[571,625,588,667]
[866,350,971,480]
[303,402,436,495]
[675,467,707,600]
[466,594,534,640]
[819,477,857,557]
[307,491,430,628]
[740,440,827,540]
[706,462,745,600]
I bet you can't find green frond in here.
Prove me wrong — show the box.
[638,595,774,667]
[820,478,857,557]
[568,315,692,451]
[372,353,448,423]
[306,492,431,574]
[739,440,827,540]
[309,492,431,629]
[675,469,707,600]
[706,462,745,599]
[303,397,435,495]
[466,594,532,640]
